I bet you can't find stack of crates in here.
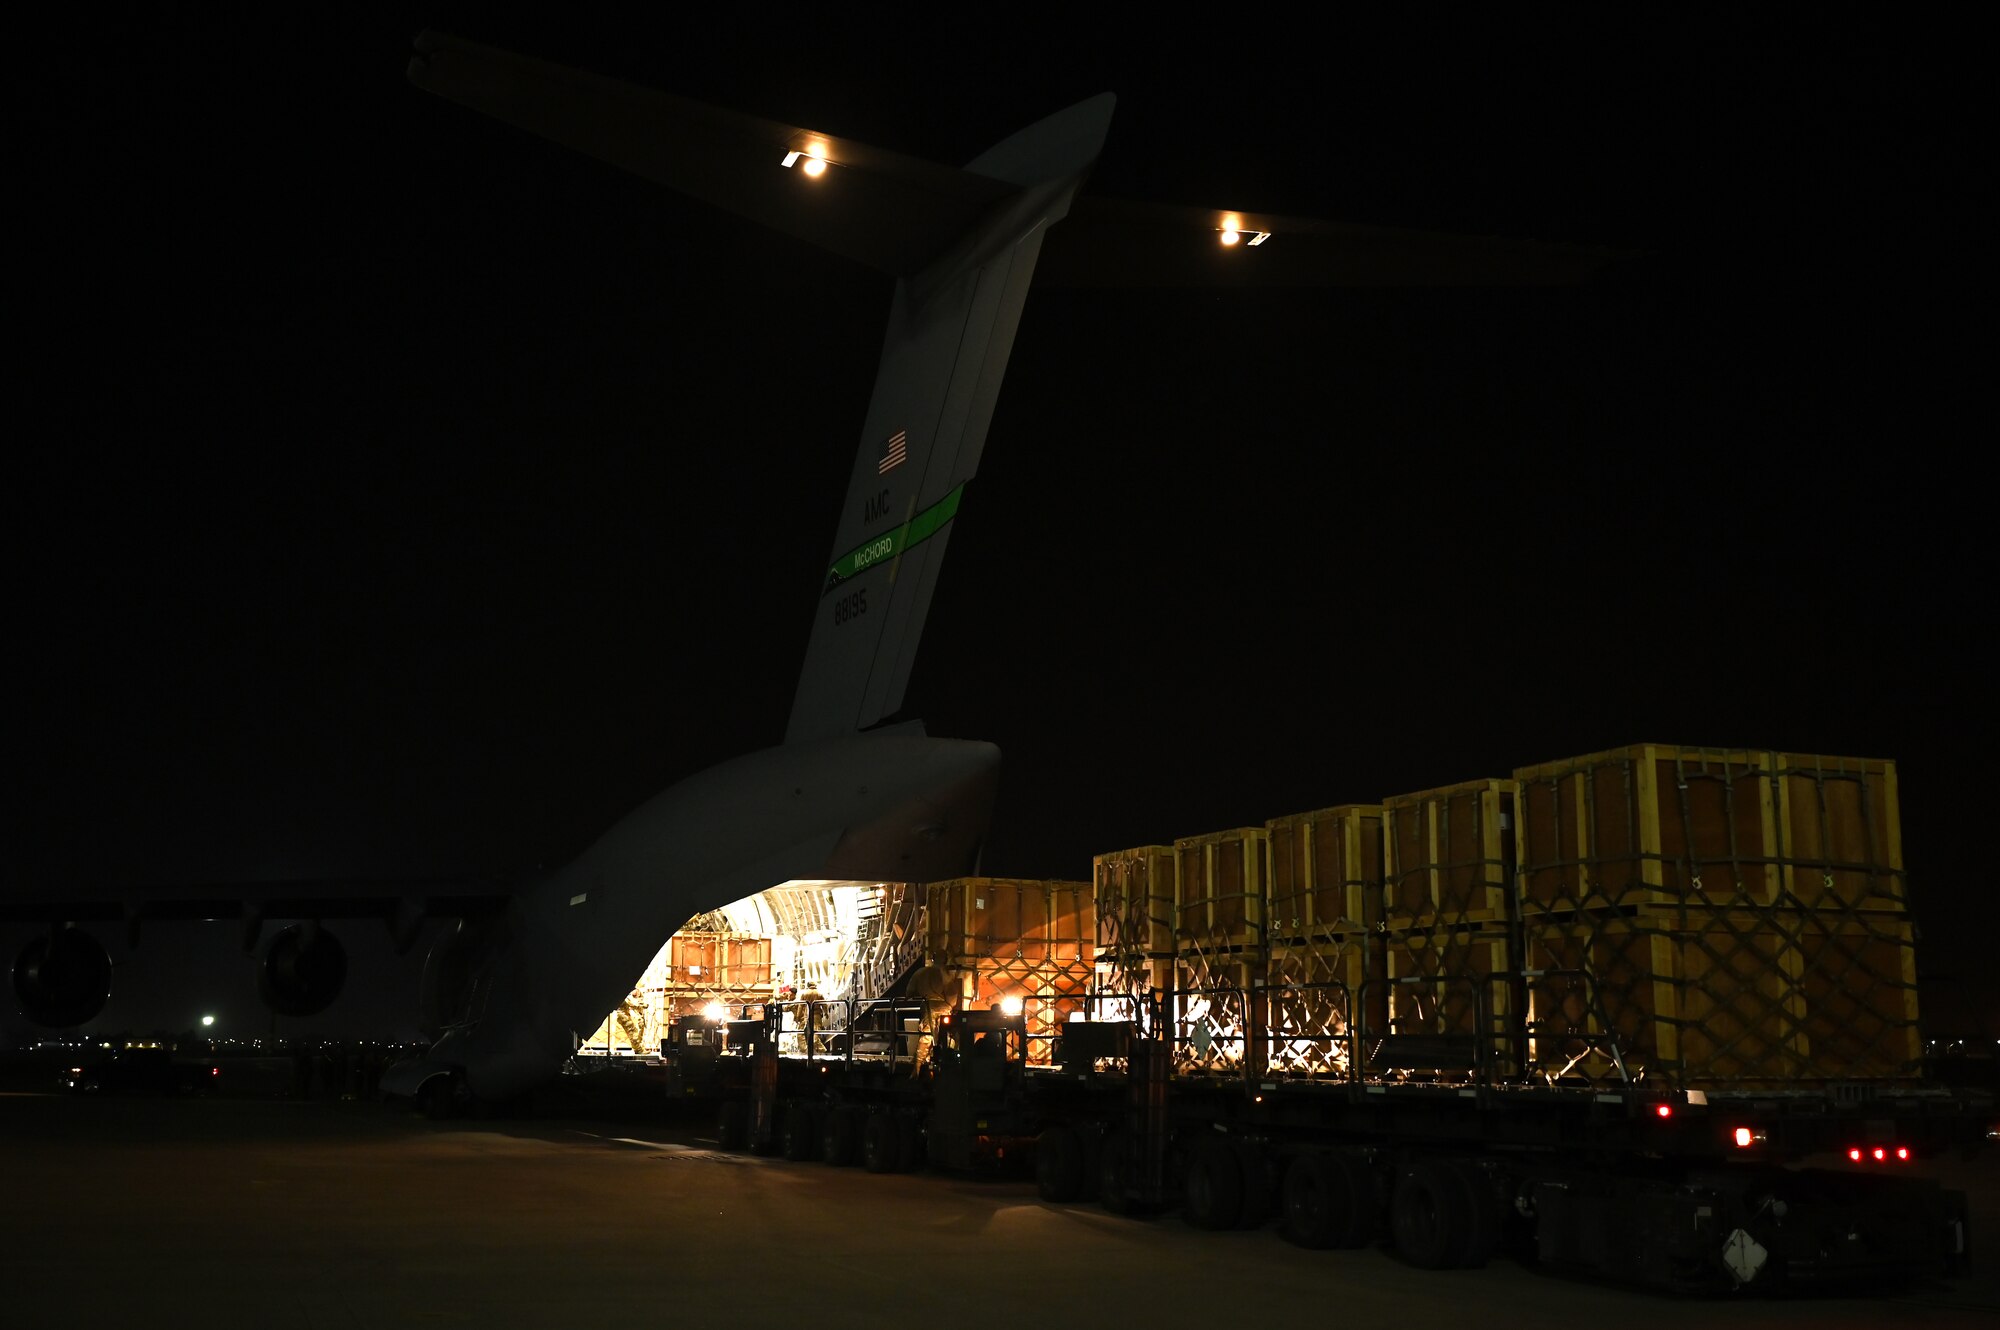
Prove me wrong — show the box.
[1263,805,1382,1076]
[1170,828,1269,1073]
[1512,746,1919,1088]
[1380,779,1519,1072]
[1092,845,1175,1004]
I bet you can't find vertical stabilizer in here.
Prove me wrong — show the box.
[785,94,1115,744]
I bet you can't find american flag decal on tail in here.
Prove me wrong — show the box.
[877,429,908,474]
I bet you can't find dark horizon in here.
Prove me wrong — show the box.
[11,11,1988,1036]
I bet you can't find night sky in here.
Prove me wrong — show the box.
[11,11,1988,1037]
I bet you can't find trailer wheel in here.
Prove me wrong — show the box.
[1184,1137,1245,1229]
[1392,1159,1474,1269]
[1098,1130,1143,1216]
[1037,1125,1088,1201]
[821,1103,862,1165]
[781,1101,821,1162]
[896,1114,926,1173]
[716,1099,748,1150]
[1448,1161,1499,1268]
[1281,1151,1371,1249]
[1234,1141,1275,1229]
[862,1112,900,1173]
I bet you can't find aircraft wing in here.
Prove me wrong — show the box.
[1035,195,1615,287]
[0,877,511,947]
[407,30,1014,277]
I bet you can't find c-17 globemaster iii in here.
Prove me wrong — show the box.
[5,31,1600,1112]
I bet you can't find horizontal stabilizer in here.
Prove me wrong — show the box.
[408,30,1014,275]
[1037,194,1615,286]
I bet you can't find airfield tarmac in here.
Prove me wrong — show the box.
[2,1090,1994,1330]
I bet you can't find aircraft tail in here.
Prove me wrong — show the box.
[785,97,1114,742]
[404,33,1111,743]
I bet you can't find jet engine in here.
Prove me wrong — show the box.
[258,923,347,1017]
[12,927,113,1027]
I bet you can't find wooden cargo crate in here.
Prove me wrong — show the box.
[1514,745,1779,914]
[1382,926,1514,1041]
[1382,779,1515,930]
[1266,804,1384,936]
[1771,752,1906,911]
[666,934,772,990]
[925,877,1093,966]
[1521,909,1921,1088]
[1093,844,1175,968]
[1174,827,1268,952]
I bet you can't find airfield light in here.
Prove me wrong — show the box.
[1872,1147,1887,1161]
[1848,1147,1864,1162]
[703,1001,728,1023]
[1896,1147,1910,1161]
[999,995,1024,1017]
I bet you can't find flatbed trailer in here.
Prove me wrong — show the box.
[702,993,1992,1293]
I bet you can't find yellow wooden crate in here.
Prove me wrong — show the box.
[1521,909,1921,1088]
[1092,844,1176,967]
[1381,779,1515,930]
[1513,745,1780,914]
[1174,827,1269,953]
[924,877,1094,966]
[1771,752,1907,911]
[1265,803,1384,937]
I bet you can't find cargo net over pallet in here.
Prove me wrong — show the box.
[1092,845,1174,1005]
[1511,745,1918,1089]
[1523,908,1922,1090]
[1091,822,1377,1080]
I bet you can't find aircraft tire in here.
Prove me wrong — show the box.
[419,1073,460,1121]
